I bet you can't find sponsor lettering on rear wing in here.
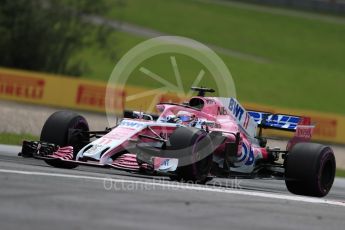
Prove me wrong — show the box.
[247,111,312,132]
[248,110,315,149]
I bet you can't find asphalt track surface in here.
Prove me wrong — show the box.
[1,145,344,230]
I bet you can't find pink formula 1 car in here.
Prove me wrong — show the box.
[21,87,336,197]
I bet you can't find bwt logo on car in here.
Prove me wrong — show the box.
[229,98,245,121]
[162,159,170,166]
[120,120,146,128]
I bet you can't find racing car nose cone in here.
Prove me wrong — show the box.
[80,144,107,161]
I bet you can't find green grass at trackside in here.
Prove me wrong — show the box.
[336,168,345,178]
[79,31,345,114]
[1,132,344,177]
[74,0,345,114]
[107,0,345,71]
[0,133,38,146]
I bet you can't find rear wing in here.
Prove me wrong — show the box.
[248,110,315,150]
[247,111,311,132]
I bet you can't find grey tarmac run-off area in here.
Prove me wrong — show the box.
[0,145,344,230]
[1,99,345,169]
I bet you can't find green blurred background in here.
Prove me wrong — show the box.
[1,0,344,114]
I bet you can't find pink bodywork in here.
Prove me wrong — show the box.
[93,96,269,172]
[155,97,269,169]
[53,96,306,173]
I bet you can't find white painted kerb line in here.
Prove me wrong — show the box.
[0,168,344,207]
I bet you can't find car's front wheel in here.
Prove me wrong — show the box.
[40,110,89,169]
[167,127,214,184]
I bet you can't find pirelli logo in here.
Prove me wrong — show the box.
[76,84,124,111]
[0,74,45,99]
[312,117,337,138]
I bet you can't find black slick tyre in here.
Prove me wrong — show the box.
[168,127,213,184]
[40,111,89,169]
[285,143,336,197]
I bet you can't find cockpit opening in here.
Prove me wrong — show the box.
[189,98,205,109]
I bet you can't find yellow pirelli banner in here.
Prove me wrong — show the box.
[0,68,124,114]
[0,67,344,144]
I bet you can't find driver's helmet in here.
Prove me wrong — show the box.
[176,111,196,122]
[165,115,181,123]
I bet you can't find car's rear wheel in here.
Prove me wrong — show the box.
[168,127,214,184]
[284,143,336,197]
[40,111,89,169]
